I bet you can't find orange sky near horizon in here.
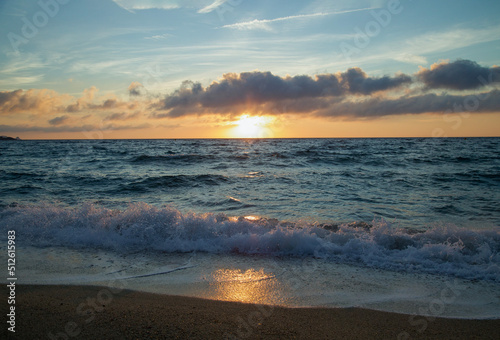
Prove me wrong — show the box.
[11,112,500,140]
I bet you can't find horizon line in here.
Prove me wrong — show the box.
[6,136,499,141]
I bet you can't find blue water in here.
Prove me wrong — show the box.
[1,138,499,282]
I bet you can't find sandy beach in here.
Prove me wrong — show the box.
[3,284,499,339]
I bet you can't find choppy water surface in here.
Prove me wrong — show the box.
[1,138,499,227]
[1,138,499,288]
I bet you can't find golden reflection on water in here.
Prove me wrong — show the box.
[227,215,260,223]
[209,268,284,305]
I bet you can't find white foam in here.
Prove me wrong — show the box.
[17,246,500,318]
[1,202,499,281]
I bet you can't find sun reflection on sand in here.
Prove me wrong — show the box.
[209,268,284,305]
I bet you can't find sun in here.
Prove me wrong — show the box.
[232,114,273,138]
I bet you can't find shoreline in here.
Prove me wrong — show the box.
[3,284,499,339]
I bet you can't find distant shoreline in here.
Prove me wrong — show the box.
[0,136,20,141]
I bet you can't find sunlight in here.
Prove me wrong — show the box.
[208,268,284,304]
[232,114,274,138]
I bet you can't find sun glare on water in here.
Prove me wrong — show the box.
[232,114,274,138]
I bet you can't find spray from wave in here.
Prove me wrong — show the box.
[1,202,499,281]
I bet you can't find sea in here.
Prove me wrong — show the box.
[1,138,499,320]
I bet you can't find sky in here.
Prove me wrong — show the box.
[0,0,499,139]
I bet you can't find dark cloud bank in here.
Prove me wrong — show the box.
[154,59,500,119]
[1,60,499,123]
[417,59,500,90]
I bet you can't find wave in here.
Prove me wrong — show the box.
[0,170,46,180]
[1,203,499,282]
[193,196,256,210]
[131,154,214,165]
[120,174,229,192]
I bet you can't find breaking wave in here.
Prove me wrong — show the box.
[1,202,499,282]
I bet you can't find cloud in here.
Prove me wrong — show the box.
[0,89,71,114]
[222,8,373,31]
[0,75,45,87]
[417,59,500,90]
[156,69,412,117]
[0,124,106,133]
[113,0,219,13]
[112,0,181,12]
[340,68,411,95]
[104,112,140,121]
[198,0,226,13]
[0,87,145,117]
[153,60,500,119]
[144,33,171,40]
[392,53,427,65]
[404,26,500,57]
[314,90,500,118]
[65,86,99,113]
[3,59,499,130]
[0,54,46,87]
[0,123,150,134]
[128,82,144,96]
[0,87,152,135]
[64,87,142,113]
[48,115,70,126]
[221,13,331,31]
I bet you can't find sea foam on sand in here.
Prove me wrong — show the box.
[17,245,500,319]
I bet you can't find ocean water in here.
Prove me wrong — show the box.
[1,138,499,318]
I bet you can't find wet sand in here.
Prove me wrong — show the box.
[3,285,499,339]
